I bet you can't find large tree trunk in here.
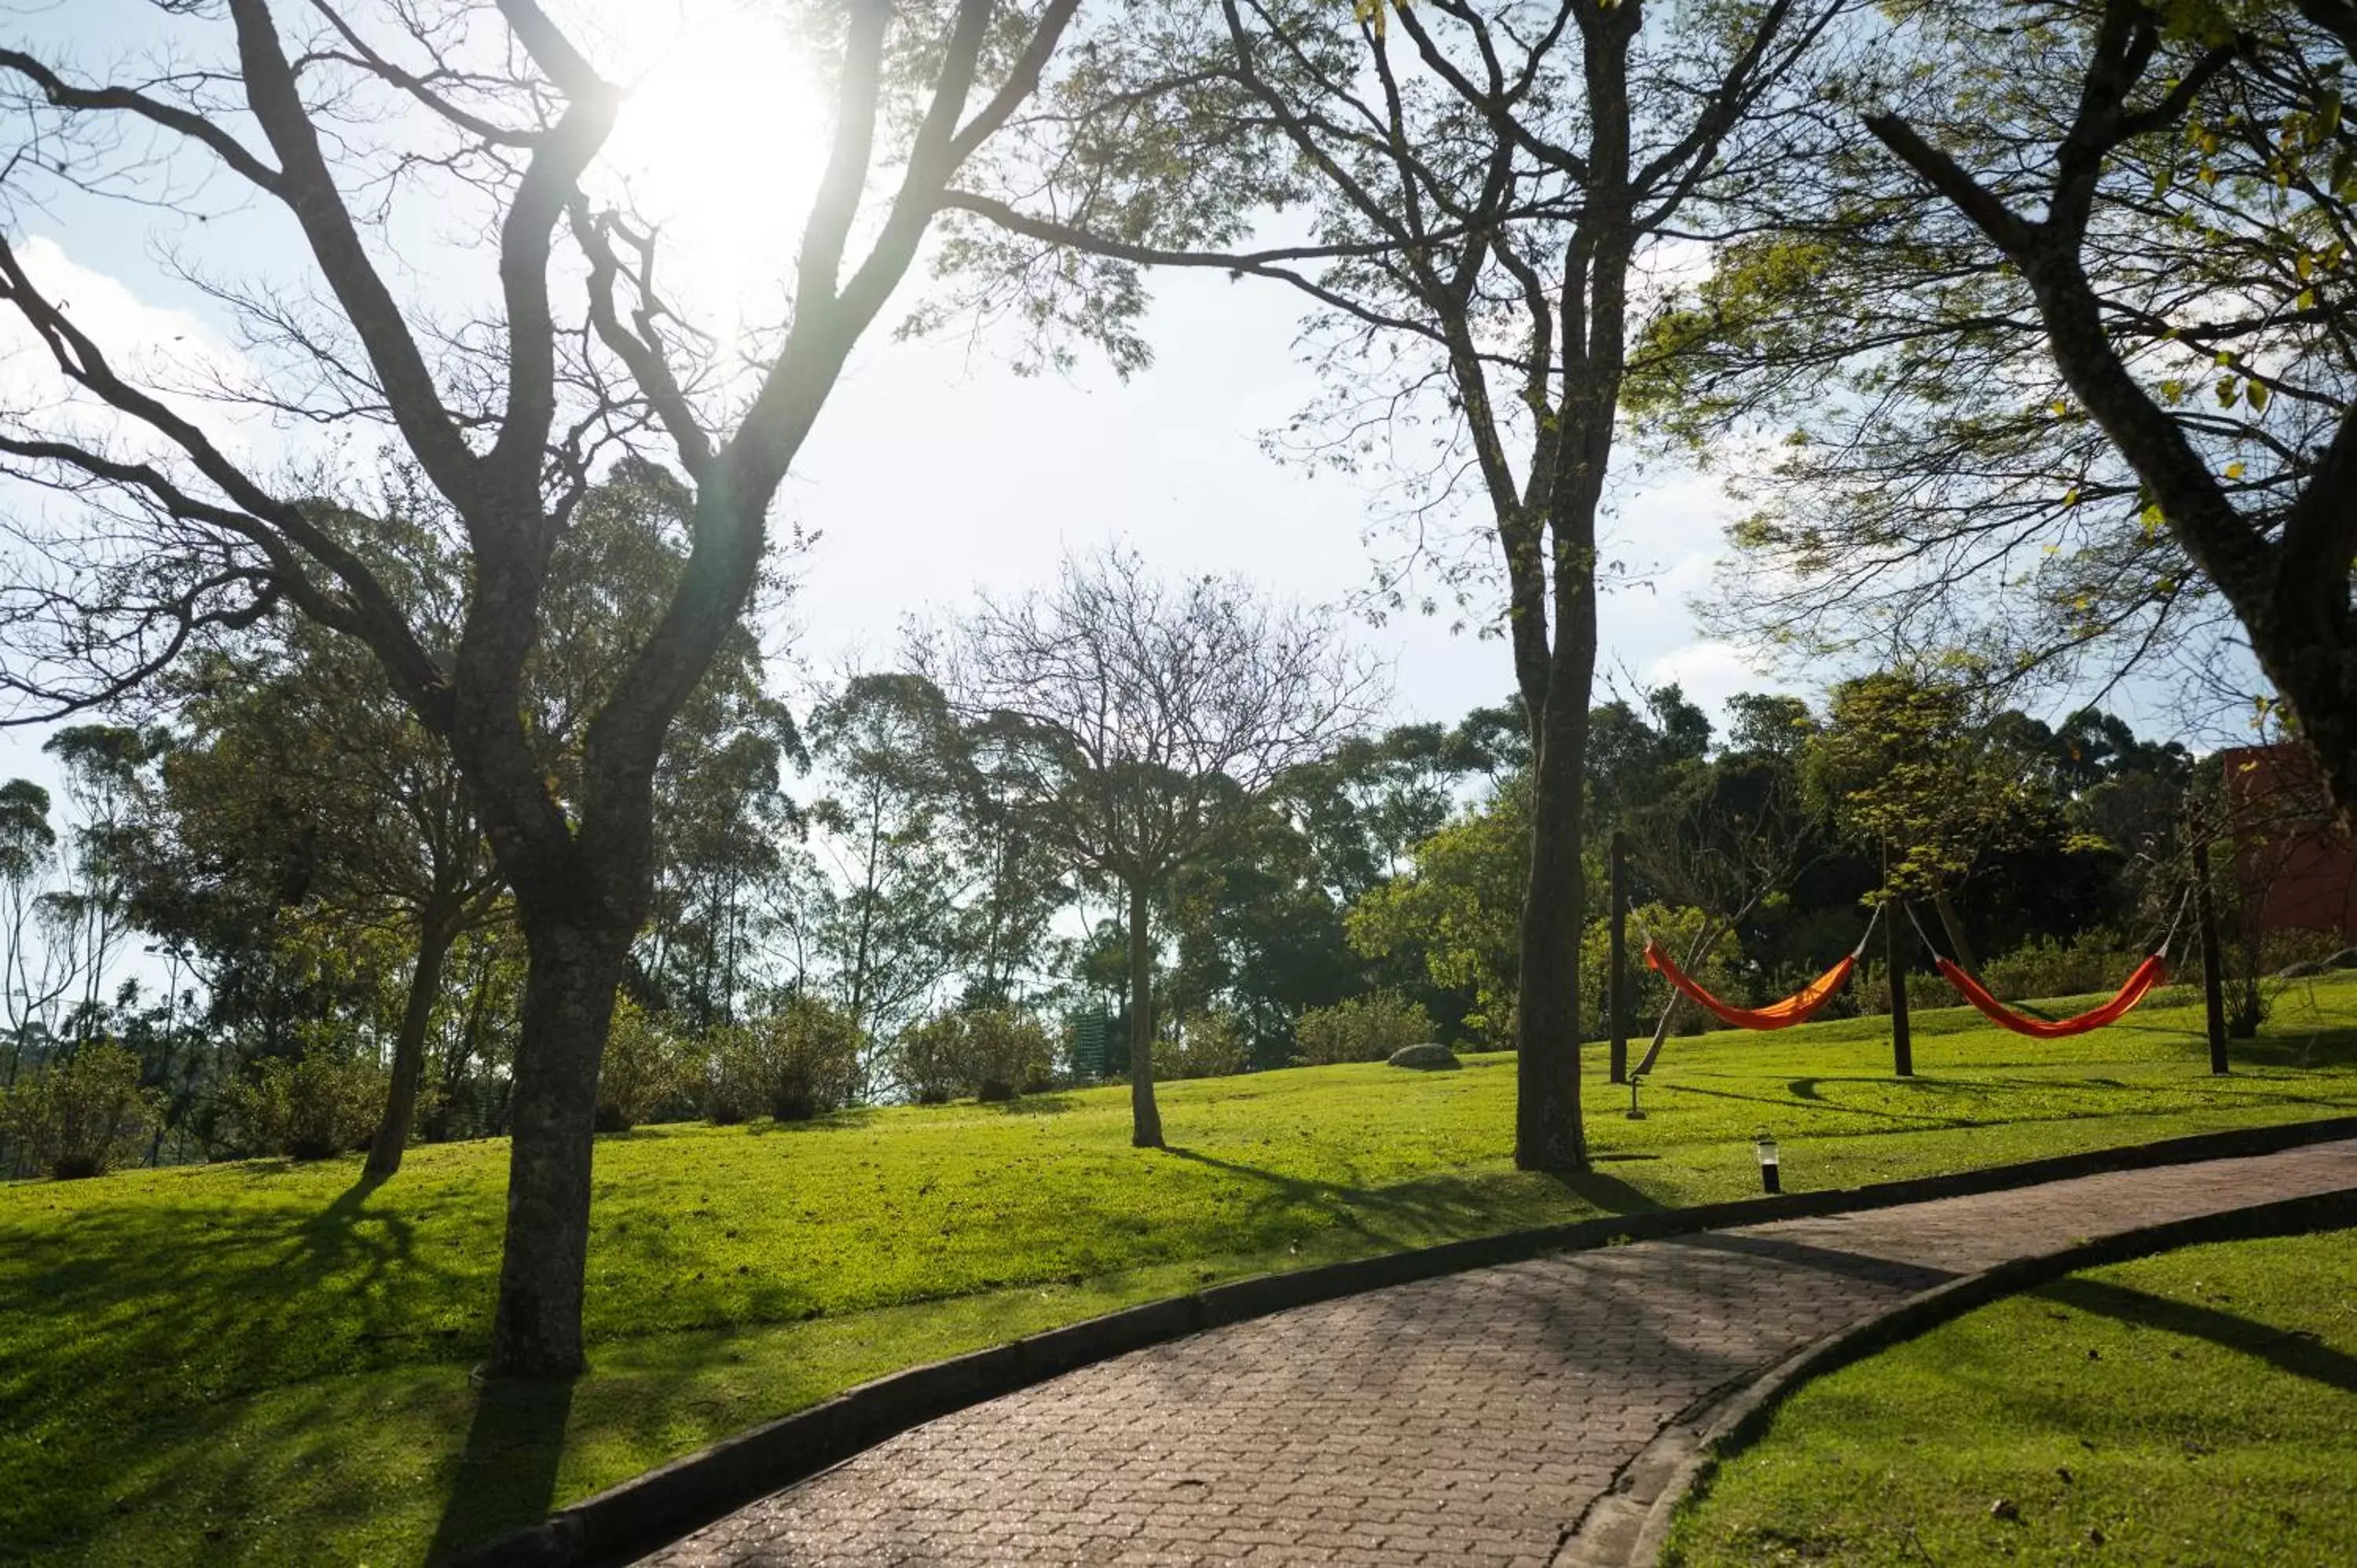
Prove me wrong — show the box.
[1127,877,1164,1149]
[1513,591,1596,1174]
[489,914,632,1377]
[364,912,456,1179]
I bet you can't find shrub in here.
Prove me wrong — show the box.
[893,1006,1055,1103]
[1295,991,1436,1065]
[708,995,861,1123]
[229,1046,387,1155]
[894,1013,966,1105]
[1154,1011,1248,1081]
[697,1024,756,1124]
[227,1052,387,1160]
[968,1008,1055,1100]
[1852,965,1964,1016]
[597,999,687,1132]
[1978,935,2149,1002]
[0,1042,164,1179]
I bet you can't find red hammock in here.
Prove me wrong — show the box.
[1933,954,2168,1039]
[1644,942,1860,1031]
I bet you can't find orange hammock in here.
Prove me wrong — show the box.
[1932,954,2168,1039]
[1644,942,1861,1031]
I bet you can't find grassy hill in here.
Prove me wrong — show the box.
[6,975,2357,1565]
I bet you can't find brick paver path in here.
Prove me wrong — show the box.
[642,1139,2357,1568]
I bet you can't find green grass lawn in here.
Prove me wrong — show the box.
[6,974,2357,1565]
[1666,1224,2357,1566]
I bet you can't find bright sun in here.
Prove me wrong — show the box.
[590,2,832,352]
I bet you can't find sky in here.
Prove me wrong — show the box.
[0,0,2191,804]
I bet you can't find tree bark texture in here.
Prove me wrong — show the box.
[1886,903,1914,1078]
[1513,574,1597,1173]
[490,914,633,1376]
[364,914,456,1180]
[1608,830,1629,1085]
[1126,877,1164,1149]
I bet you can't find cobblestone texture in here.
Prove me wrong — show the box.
[640,1139,2357,1568]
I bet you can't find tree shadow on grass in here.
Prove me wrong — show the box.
[2042,1276,2357,1397]
[1533,1163,1663,1216]
[989,1093,1080,1116]
[424,1372,578,1564]
[1160,1144,1662,1258]
[2228,1023,2357,1071]
[1673,1079,1960,1127]
[739,1106,882,1135]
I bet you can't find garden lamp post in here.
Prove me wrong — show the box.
[1754,1133,1781,1194]
[1626,1072,1646,1119]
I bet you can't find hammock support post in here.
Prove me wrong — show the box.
[2194,838,2229,1075]
[1886,900,1914,1078]
[1607,832,1629,1085]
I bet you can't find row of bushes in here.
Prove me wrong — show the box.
[599,998,1068,1130]
[1,1045,394,1180]
[598,996,868,1129]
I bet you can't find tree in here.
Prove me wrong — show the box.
[1347,771,1532,1042]
[40,726,166,1038]
[1660,2,2357,819]
[1804,669,2052,965]
[1163,797,1359,1057]
[0,779,64,1086]
[0,0,1086,1376]
[1861,1,2357,816]
[936,0,1847,1168]
[805,672,973,1090]
[1725,692,1816,762]
[944,710,1074,1006]
[1623,746,1825,1071]
[161,615,505,1178]
[925,548,1380,1147]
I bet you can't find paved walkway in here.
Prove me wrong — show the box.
[641,1140,2357,1568]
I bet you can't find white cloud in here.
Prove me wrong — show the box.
[1640,639,1783,716]
[0,234,258,467]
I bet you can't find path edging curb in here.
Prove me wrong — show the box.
[1604,1183,2357,1567]
[440,1112,2357,1568]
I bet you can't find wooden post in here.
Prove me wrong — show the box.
[2194,837,2229,1075]
[1608,830,1629,1085]
[1887,899,1914,1078]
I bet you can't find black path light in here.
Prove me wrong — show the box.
[1625,1072,1647,1119]
[1754,1131,1782,1194]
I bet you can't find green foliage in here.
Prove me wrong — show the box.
[1806,669,2049,899]
[1347,773,1531,1041]
[1978,935,2156,1004]
[225,1051,387,1161]
[0,1042,163,1179]
[894,1006,1057,1103]
[1591,904,1743,1036]
[1669,1227,2357,1566]
[707,996,862,1123]
[596,1000,689,1132]
[1294,989,1436,1064]
[1153,1009,1248,1080]
[1655,2,2357,702]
